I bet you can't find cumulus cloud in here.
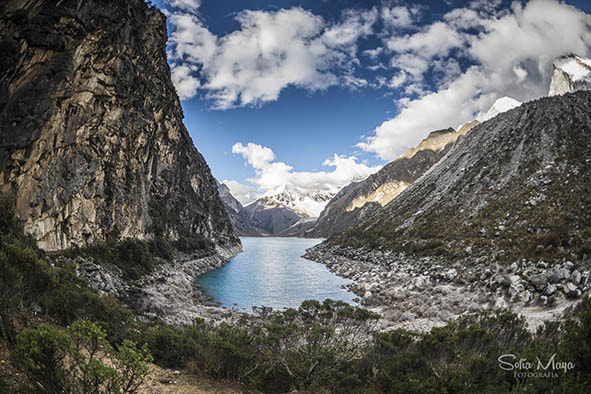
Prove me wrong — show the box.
[170,64,200,100]
[165,0,200,13]
[167,7,377,107]
[229,142,380,203]
[360,0,591,160]
[221,180,260,206]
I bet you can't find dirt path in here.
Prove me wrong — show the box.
[139,364,252,394]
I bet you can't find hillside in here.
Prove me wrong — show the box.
[0,0,238,251]
[306,127,472,237]
[328,91,591,263]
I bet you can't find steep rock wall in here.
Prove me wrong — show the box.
[0,0,238,250]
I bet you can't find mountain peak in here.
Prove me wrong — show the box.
[478,97,522,122]
[549,54,591,96]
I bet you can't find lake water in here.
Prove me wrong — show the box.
[194,237,358,312]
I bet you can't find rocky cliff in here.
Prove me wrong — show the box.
[0,0,238,251]
[549,54,591,96]
[306,127,474,238]
[217,182,260,236]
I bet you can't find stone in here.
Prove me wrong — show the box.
[510,262,519,272]
[571,270,582,285]
[564,261,575,270]
[522,290,533,304]
[543,284,557,296]
[559,268,571,281]
[564,282,579,299]
[548,270,561,283]
[529,273,548,290]
[495,296,508,309]
[445,268,458,281]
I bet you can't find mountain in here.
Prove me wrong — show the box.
[327,91,591,263]
[217,182,261,236]
[478,97,521,122]
[242,185,334,236]
[549,54,591,96]
[0,0,238,251]
[305,126,477,238]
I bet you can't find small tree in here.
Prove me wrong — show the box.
[12,320,153,393]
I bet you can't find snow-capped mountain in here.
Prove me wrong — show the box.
[549,54,591,96]
[478,97,522,122]
[260,184,335,218]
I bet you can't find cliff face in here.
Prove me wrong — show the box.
[217,182,260,237]
[548,54,591,96]
[0,0,238,250]
[306,127,471,238]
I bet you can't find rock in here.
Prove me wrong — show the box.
[539,295,555,306]
[445,268,458,281]
[559,268,571,281]
[510,262,519,272]
[564,261,575,271]
[529,273,548,290]
[537,260,548,269]
[494,274,511,288]
[543,284,557,296]
[547,270,561,283]
[564,282,579,298]
[0,0,238,252]
[495,296,508,309]
[572,270,582,285]
[522,290,533,304]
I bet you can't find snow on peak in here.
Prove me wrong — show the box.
[261,184,335,217]
[478,97,522,122]
[549,54,591,96]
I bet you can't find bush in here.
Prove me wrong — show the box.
[11,320,153,394]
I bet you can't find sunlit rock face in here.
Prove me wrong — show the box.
[549,54,591,96]
[0,0,237,251]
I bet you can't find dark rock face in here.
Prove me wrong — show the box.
[0,0,238,250]
[329,92,591,263]
[217,182,260,236]
[307,128,460,238]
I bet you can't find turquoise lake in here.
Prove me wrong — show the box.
[195,237,358,312]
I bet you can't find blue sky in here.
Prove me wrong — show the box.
[150,0,591,204]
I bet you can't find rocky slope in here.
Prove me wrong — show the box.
[306,126,476,238]
[549,54,591,96]
[306,91,591,330]
[217,182,260,236]
[0,0,238,251]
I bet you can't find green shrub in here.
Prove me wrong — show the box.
[11,323,73,393]
[11,320,153,394]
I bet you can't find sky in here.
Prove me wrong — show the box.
[150,0,591,205]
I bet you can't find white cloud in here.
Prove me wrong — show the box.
[381,6,418,29]
[360,0,591,160]
[170,64,200,100]
[231,142,276,169]
[168,7,377,107]
[165,0,200,13]
[221,180,259,205]
[230,142,381,200]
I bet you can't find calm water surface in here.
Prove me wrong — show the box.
[195,237,357,312]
